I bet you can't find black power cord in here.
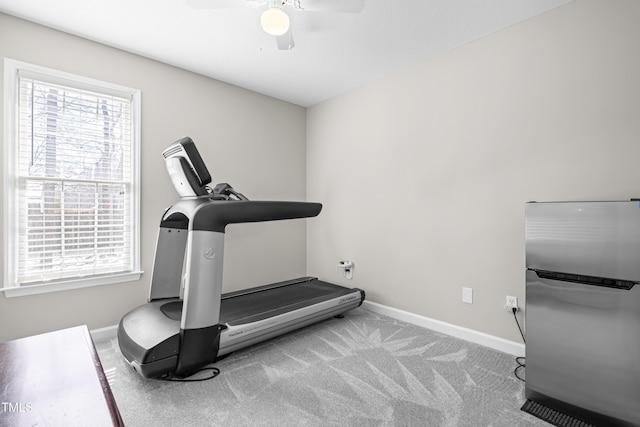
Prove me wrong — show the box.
[511,307,526,382]
[154,366,221,383]
[515,357,526,382]
[512,307,525,343]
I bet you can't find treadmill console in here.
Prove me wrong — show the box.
[162,137,212,198]
[162,137,249,201]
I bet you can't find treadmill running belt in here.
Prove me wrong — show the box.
[220,280,353,325]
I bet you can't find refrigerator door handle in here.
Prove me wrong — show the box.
[530,269,637,290]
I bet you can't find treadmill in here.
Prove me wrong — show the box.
[118,137,365,378]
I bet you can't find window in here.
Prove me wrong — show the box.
[3,59,142,297]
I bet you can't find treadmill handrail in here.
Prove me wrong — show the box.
[191,200,322,233]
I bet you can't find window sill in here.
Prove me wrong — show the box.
[1,271,143,298]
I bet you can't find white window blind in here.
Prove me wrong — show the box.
[3,59,141,296]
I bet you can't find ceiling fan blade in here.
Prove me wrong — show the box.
[186,0,260,9]
[276,28,295,50]
[296,0,364,13]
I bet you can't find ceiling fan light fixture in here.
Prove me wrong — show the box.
[261,6,290,36]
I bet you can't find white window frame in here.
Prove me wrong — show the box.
[2,58,142,297]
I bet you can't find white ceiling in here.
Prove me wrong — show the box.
[0,0,573,107]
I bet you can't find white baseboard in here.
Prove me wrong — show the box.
[362,300,525,357]
[90,324,118,342]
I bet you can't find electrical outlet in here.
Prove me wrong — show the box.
[462,287,473,304]
[505,296,518,311]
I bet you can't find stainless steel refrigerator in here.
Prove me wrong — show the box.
[525,200,640,427]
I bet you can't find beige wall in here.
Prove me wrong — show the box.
[0,13,307,341]
[307,0,640,343]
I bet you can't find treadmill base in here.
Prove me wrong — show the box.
[118,277,365,379]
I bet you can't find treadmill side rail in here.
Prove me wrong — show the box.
[218,286,365,357]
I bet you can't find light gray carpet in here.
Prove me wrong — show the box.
[95,308,546,426]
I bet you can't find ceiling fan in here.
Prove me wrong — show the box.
[186,0,365,50]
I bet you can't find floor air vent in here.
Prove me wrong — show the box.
[521,400,597,427]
